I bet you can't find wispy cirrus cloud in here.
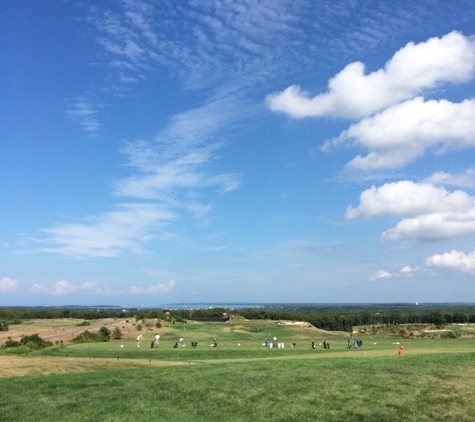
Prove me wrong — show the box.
[39,203,176,258]
[49,4,475,260]
[67,96,101,137]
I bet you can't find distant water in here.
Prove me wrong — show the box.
[160,303,271,310]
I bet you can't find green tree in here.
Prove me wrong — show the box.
[112,327,123,340]
[99,326,111,341]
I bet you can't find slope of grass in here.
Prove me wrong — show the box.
[1,353,474,422]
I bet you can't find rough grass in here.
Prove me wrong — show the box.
[0,353,474,422]
[1,320,475,421]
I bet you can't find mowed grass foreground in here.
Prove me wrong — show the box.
[1,353,474,422]
[1,320,474,421]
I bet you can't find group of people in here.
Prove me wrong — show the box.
[139,334,404,354]
[263,337,279,348]
[347,338,362,349]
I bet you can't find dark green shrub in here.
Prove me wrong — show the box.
[99,326,111,341]
[71,330,101,343]
[440,331,456,338]
[112,327,123,339]
[1,334,52,354]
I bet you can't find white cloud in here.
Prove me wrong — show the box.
[426,249,475,274]
[334,98,475,170]
[39,203,176,258]
[29,283,50,295]
[67,97,101,136]
[29,280,78,295]
[368,269,392,281]
[0,277,18,293]
[383,211,475,240]
[52,280,78,295]
[399,265,420,275]
[267,31,475,119]
[423,169,475,188]
[368,265,421,281]
[346,181,473,219]
[348,181,475,241]
[81,281,113,295]
[129,279,175,295]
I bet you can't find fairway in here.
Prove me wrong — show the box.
[1,319,474,421]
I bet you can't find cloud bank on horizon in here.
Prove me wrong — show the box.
[2,0,475,305]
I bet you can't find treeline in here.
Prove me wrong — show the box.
[1,304,474,333]
[236,305,475,331]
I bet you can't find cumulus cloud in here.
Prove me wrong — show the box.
[426,249,475,274]
[423,169,475,188]
[29,280,78,295]
[383,211,475,240]
[324,98,475,170]
[346,181,473,219]
[129,279,175,294]
[0,277,18,293]
[347,181,475,241]
[267,31,475,119]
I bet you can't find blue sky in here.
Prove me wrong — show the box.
[1,0,475,306]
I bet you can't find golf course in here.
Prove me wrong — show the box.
[1,315,474,421]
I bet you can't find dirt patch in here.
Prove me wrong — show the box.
[0,318,170,346]
[0,319,128,345]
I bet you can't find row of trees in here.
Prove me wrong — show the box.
[1,304,474,333]
[70,326,123,343]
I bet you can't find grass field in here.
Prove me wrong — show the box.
[1,319,474,421]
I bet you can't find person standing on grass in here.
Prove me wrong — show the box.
[136,334,142,347]
[398,346,404,356]
[155,334,160,348]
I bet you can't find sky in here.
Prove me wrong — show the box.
[1,0,475,307]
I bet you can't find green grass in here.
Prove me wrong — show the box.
[1,353,474,421]
[4,321,475,421]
